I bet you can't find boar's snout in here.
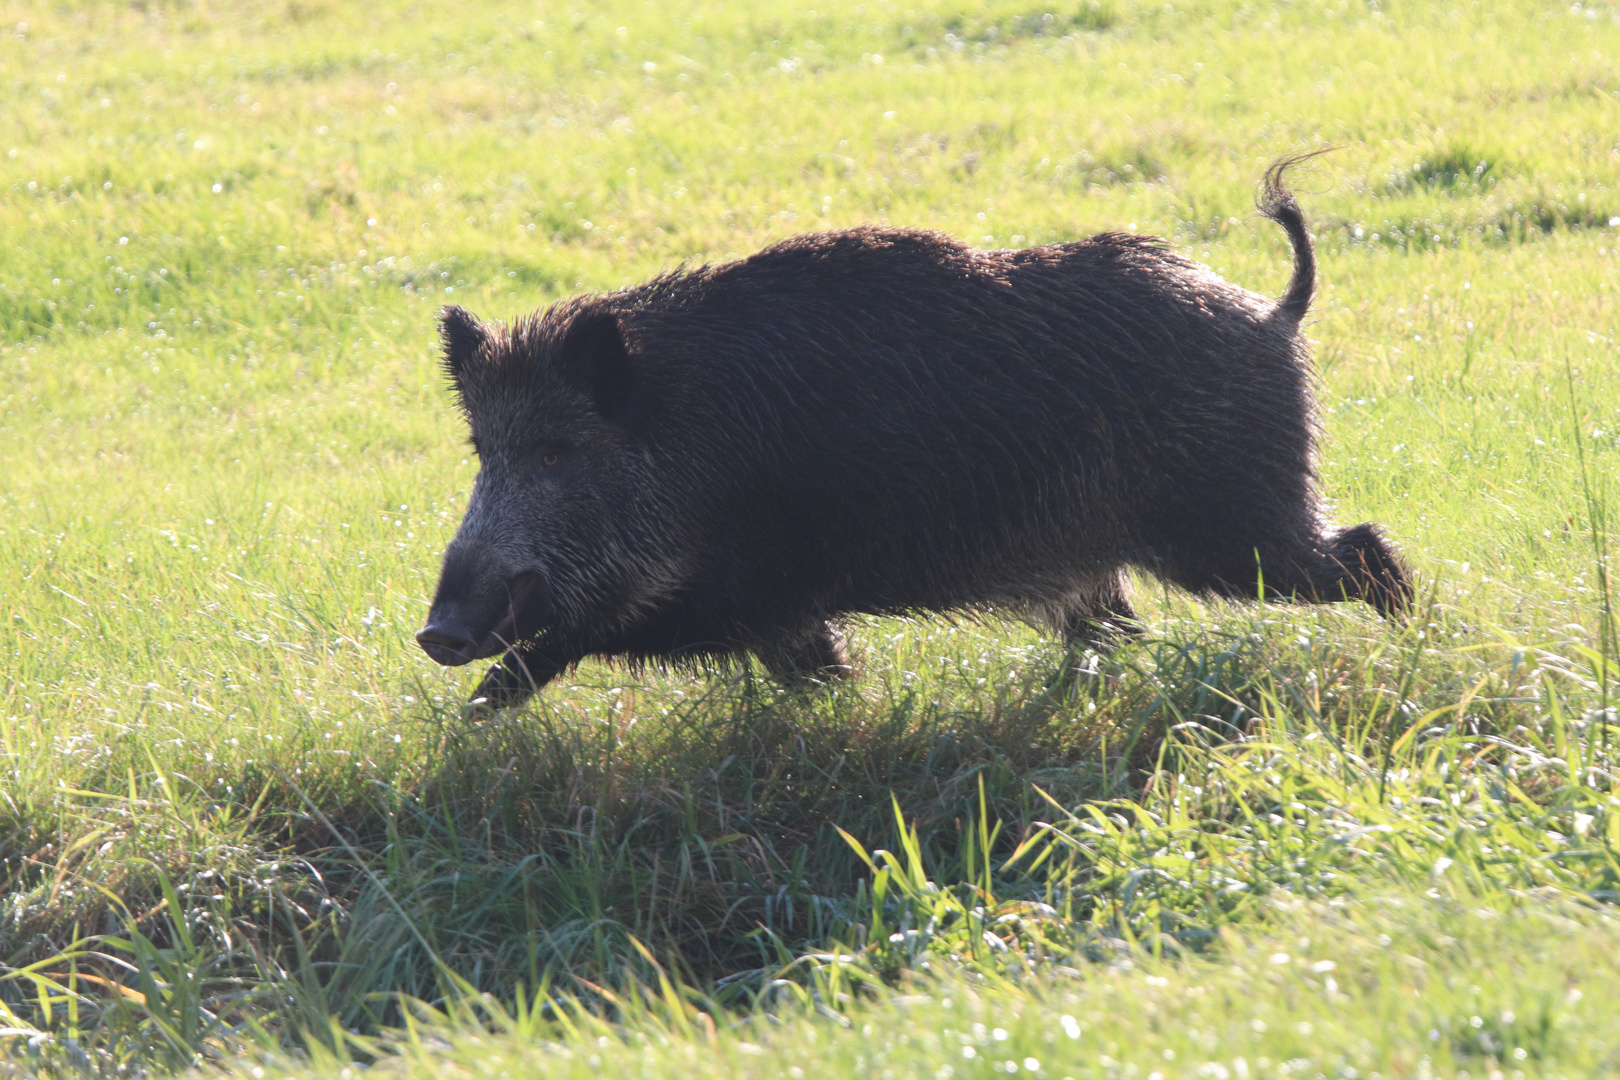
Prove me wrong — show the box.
[416,619,482,667]
[418,540,551,666]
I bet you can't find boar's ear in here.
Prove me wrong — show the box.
[558,312,643,431]
[438,305,487,382]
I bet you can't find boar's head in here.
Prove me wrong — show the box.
[416,302,681,668]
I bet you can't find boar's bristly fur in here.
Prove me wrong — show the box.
[416,160,1413,708]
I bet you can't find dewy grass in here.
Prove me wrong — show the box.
[258,890,1620,1080]
[1565,358,1617,754]
[3,0,1620,1075]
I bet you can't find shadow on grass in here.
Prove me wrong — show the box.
[269,628,1286,1020]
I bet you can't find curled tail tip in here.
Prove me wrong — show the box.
[1258,162,1297,221]
[1257,150,1330,324]
[1257,148,1332,219]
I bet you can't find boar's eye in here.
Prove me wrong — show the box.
[528,445,567,470]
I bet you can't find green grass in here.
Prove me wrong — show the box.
[3,0,1620,1075]
[277,892,1620,1080]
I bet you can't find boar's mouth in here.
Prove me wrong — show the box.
[417,572,553,666]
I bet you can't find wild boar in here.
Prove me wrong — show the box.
[416,160,1412,707]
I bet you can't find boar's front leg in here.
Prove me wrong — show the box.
[754,621,853,688]
[1060,573,1145,653]
[1039,575,1144,696]
[468,641,575,710]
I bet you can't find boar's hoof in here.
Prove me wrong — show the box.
[1062,612,1146,654]
[465,645,572,711]
[1060,586,1146,654]
[1042,595,1145,695]
[1323,522,1415,619]
[755,622,853,689]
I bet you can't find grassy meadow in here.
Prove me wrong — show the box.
[3,0,1620,1075]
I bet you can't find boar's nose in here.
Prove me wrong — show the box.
[419,538,496,666]
[416,618,480,667]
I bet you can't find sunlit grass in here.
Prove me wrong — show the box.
[271,890,1620,1080]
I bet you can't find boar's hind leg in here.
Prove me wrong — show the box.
[1190,523,1414,619]
[755,621,853,688]
[1253,523,1413,618]
[1060,573,1145,653]
[468,643,574,709]
[1316,523,1414,618]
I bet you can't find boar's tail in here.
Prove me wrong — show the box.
[1258,152,1326,326]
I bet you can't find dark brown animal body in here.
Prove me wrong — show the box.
[417,164,1412,707]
